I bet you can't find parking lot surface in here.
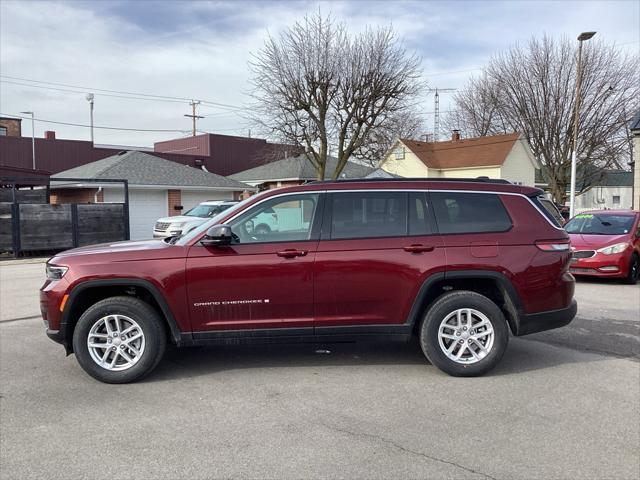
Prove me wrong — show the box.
[1,261,639,480]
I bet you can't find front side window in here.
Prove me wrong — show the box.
[230,194,319,243]
[431,192,512,234]
[330,192,407,240]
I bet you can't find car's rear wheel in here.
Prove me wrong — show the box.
[72,296,166,384]
[624,253,639,285]
[419,291,509,377]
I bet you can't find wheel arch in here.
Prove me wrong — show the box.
[61,279,184,354]
[405,270,523,335]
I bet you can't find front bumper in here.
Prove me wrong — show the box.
[569,251,630,278]
[516,299,577,336]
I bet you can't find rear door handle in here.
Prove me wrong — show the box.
[403,244,435,253]
[277,249,308,258]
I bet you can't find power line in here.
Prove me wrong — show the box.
[1,79,187,104]
[1,112,189,133]
[0,74,248,112]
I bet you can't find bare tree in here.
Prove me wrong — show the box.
[249,13,422,180]
[448,36,639,202]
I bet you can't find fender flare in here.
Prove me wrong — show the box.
[60,278,184,347]
[405,270,523,331]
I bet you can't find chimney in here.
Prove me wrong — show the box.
[451,130,461,141]
[44,131,56,140]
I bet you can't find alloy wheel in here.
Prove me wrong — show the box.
[87,315,146,371]
[438,308,495,364]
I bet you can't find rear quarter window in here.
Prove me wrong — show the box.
[431,192,512,234]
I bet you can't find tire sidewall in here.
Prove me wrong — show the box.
[420,291,509,377]
[72,297,166,384]
[626,254,639,284]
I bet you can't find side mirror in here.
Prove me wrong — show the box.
[200,225,233,247]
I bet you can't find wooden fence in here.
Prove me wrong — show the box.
[1,177,129,256]
[0,203,127,254]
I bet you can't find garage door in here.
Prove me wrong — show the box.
[181,191,234,212]
[104,188,167,240]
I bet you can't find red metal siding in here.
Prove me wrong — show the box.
[154,134,210,156]
[1,133,302,177]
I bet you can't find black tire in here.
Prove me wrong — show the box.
[72,296,167,384]
[623,254,639,285]
[419,291,509,377]
[255,224,271,235]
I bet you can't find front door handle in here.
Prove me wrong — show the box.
[403,244,435,253]
[277,249,308,258]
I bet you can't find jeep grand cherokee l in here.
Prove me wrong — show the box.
[41,179,577,383]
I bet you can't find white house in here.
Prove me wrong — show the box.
[51,151,251,240]
[380,131,539,186]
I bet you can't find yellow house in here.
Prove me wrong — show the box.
[380,132,540,186]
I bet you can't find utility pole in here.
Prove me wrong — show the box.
[184,100,204,136]
[569,31,596,218]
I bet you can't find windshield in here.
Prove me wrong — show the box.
[565,213,635,235]
[175,195,260,245]
[185,204,232,218]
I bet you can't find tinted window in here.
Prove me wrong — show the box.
[330,192,407,239]
[409,192,432,235]
[431,192,512,234]
[230,193,319,243]
[537,198,564,227]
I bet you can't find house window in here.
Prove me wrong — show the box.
[394,147,405,160]
[612,195,620,206]
[0,126,7,136]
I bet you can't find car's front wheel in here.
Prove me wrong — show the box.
[72,296,166,383]
[623,253,639,285]
[419,291,509,377]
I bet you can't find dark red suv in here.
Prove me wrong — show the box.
[41,179,577,383]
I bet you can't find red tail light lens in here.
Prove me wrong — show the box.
[535,241,571,252]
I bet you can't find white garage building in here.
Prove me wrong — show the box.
[51,151,251,240]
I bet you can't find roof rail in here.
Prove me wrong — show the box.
[310,177,513,185]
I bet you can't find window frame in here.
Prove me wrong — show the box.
[322,191,437,241]
[226,192,325,245]
[429,191,514,236]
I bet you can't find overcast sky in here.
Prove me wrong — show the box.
[1,0,638,147]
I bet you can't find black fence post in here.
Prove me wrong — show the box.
[11,203,21,258]
[71,204,79,248]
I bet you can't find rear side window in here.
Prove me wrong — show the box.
[330,192,407,239]
[409,192,433,235]
[431,192,512,234]
[534,197,564,227]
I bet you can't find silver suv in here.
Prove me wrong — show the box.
[153,200,238,238]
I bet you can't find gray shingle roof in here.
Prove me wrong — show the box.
[630,110,640,132]
[52,151,250,190]
[229,154,374,182]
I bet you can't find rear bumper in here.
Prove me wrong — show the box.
[516,299,577,336]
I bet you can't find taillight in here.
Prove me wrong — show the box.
[535,240,571,252]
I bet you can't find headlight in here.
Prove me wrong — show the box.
[170,222,185,229]
[46,264,68,280]
[597,242,629,255]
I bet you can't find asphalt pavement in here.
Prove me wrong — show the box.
[1,260,638,479]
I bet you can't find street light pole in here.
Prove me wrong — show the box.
[20,111,35,169]
[569,31,596,218]
[86,93,95,144]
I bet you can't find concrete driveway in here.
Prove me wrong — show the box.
[1,260,638,480]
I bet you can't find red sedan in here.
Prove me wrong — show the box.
[565,210,640,284]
